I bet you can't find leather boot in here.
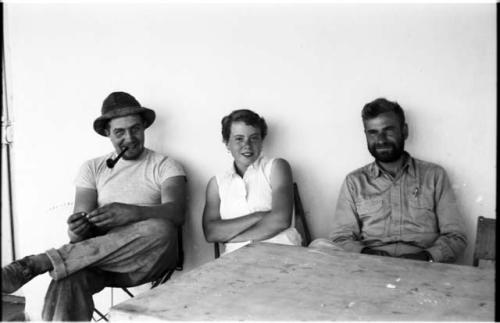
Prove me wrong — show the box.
[2,256,40,294]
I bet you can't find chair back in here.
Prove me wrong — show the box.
[151,226,184,287]
[293,183,311,246]
[473,216,496,267]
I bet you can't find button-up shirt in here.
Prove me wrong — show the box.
[330,152,467,263]
[216,155,302,254]
[218,155,275,220]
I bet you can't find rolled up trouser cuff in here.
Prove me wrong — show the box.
[46,248,68,280]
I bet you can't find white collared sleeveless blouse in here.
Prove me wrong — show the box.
[216,155,302,254]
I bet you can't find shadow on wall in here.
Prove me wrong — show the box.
[181,161,215,269]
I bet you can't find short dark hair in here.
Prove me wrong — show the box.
[221,109,268,142]
[362,98,406,126]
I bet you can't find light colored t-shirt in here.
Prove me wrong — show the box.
[75,148,185,207]
[216,155,302,254]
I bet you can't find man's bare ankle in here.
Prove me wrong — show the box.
[31,254,53,273]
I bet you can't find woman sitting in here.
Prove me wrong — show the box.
[202,109,302,255]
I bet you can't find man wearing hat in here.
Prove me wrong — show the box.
[2,92,187,321]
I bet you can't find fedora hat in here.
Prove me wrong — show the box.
[93,92,156,136]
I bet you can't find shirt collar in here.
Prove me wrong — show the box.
[369,151,416,178]
[229,154,265,177]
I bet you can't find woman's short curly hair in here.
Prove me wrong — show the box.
[221,109,268,143]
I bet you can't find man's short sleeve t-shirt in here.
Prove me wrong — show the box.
[75,148,185,207]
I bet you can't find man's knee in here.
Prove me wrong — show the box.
[131,219,179,283]
[134,218,177,245]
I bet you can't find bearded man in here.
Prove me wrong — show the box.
[311,98,466,263]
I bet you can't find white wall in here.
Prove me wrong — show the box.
[3,2,496,316]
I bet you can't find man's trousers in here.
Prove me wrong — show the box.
[41,218,178,321]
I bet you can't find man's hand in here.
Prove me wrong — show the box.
[399,251,433,262]
[87,202,139,230]
[67,212,92,243]
[361,247,390,257]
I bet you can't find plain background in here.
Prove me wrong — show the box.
[2,2,496,319]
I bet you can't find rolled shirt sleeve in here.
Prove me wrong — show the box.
[329,177,365,253]
[425,167,467,262]
[328,155,467,263]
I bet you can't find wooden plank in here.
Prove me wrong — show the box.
[110,243,495,321]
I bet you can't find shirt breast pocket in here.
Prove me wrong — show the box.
[355,198,386,237]
[408,192,436,231]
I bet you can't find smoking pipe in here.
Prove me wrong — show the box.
[106,146,129,168]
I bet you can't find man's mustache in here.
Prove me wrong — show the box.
[374,144,394,149]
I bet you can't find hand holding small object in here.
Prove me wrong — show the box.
[86,202,138,229]
[67,212,93,242]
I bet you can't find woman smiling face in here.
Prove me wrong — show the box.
[226,121,263,176]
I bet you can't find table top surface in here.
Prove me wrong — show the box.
[110,243,495,321]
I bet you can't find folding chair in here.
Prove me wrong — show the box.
[214,182,311,259]
[93,226,184,321]
[472,216,496,267]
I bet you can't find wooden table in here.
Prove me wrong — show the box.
[110,243,495,321]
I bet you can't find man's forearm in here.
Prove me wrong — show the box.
[135,201,185,227]
[331,180,364,252]
[430,171,468,263]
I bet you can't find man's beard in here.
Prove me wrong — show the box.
[368,141,405,163]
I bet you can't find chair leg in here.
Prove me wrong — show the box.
[93,308,109,321]
[92,227,185,320]
[214,243,220,259]
[121,288,134,297]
